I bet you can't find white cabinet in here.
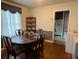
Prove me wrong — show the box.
[65,34,74,54]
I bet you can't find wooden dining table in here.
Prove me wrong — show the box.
[11,33,40,46]
[11,33,44,58]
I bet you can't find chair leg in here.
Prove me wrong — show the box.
[14,56,16,59]
[41,49,44,57]
[41,45,44,57]
[7,53,9,59]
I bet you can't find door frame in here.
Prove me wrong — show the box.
[53,10,70,44]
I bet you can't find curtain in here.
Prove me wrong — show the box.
[1,3,22,13]
[1,10,21,37]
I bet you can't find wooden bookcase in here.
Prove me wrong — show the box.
[26,17,36,33]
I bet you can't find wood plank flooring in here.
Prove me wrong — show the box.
[41,42,72,59]
[2,42,72,59]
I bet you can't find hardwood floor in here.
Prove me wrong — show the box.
[2,42,72,59]
[41,42,72,59]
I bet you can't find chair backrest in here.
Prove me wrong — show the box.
[32,33,45,50]
[39,34,45,47]
[3,36,14,54]
[1,36,4,48]
[38,29,45,39]
[39,30,45,50]
[31,39,41,51]
[15,29,23,36]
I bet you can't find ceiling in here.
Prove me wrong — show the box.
[4,0,76,8]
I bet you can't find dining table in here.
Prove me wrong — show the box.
[9,33,41,59]
[11,33,41,46]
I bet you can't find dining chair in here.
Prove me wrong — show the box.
[28,39,42,59]
[3,36,26,59]
[31,29,45,57]
[33,34,45,58]
[28,33,45,59]
[39,33,45,57]
[37,29,45,56]
[15,29,24,36]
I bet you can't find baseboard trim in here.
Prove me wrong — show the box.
[54,40,65,45]
[44,40,53,43]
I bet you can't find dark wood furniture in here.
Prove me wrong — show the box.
[26,17,36,33]
[12,35,37,45]
[11,34,40,59]
[1,36,4,48]
[38,29,45,57]
[12,32,45,59]
[3,36,26,59]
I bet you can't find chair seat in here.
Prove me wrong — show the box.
[12,46,26,56]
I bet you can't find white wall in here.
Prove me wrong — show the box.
[31,1,78,54]
[31,1,77,32]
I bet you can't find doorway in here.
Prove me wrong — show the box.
[54,11,70,44]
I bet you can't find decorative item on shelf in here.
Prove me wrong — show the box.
[26,17,36,33]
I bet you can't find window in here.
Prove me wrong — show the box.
[1,3,22,37]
